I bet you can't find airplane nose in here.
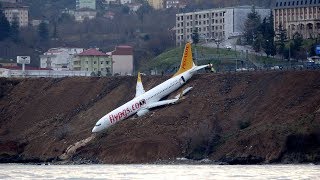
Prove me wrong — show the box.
[92,127,98,133]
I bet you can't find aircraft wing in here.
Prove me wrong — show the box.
[135,72,145,97]
[146,99,179,109]
[147,87,193,109]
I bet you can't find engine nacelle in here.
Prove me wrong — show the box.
[137,109,150,117]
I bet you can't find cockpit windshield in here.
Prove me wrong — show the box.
[95,123,102,127]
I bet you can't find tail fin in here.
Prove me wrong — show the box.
[173,42,194,77]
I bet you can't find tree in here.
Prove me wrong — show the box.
[0,3,11,41]
[275,24,287,58]
[38,21,49,42]
[52,21,58,40]
[191,28,199,44]
[243,6,261,45]
[10,16,20,43]
[261,12,276,57]
[291,32,303,59]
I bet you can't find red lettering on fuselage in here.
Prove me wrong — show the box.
[110,99,147,124]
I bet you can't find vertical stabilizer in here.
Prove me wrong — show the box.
[173,42,194,77]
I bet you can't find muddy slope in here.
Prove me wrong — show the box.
[0,71,320,164]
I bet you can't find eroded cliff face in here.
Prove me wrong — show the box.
[1,71,320,164]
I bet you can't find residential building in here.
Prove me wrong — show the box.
[165,0,183,9]
[0,58,17,67]
[120,0,131,4]
[127,3,142,12]
[175,6,270,46]
[274,0,320,39]
[76,0,96,10]
[74,8,97,22]
[110,46,133,75]
[40,48,84,70]
[31,19,49,26]
[73,49,112,76]
[148,0,163,9]
[3,4,28,27]
[0,0,22,3]
[102,0,118,5]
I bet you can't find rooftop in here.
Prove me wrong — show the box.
[112,46,133,55]
[78,49,108,56]
[274,0,320,9]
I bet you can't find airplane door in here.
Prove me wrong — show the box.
[179,76,186,84]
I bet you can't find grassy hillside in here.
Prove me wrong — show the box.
[142,45,281,73]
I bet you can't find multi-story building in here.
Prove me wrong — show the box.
[3,4,28,27]
[76,0,96,10]
[109,46,134,75]
[175,6,270,46]
[74,8,97,22]
[165,0,185,9]
[40,48,84,70]
[73,49,112,76]
[274,0,320,39]
[148,0,163,9]
[0,0,22,3]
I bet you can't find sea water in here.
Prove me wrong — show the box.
[0,164,319,179]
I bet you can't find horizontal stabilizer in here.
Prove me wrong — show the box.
[174,87,193,99]
[193,64,210,72]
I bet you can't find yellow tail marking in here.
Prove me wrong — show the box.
[137,72,142,83]
[173,42,194,77]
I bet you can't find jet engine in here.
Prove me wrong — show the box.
[137,109,150,117]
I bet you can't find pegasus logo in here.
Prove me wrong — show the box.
[182,46,189,69]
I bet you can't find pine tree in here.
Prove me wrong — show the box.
[10,16,20,43]
[38,21,49,42]
[261,12,276,57]
[191,28,199,44]
[275,24,287,58]
[0,3,11,41]
[243,6,261,45]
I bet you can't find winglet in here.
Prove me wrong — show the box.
[137,72,142,83]
[135,72,145,97]
[173,42,194,77]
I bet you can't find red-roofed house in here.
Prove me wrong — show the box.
[73,48,112,76]
[110,46,133,75]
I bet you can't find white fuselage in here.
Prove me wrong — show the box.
[92,68,195,132]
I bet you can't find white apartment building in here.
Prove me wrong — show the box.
[74,9,97,22]
[40,48,84,70]
[109,46,134,75]
[76,0,96,10]
[148,0,163,9]
[0,0,22,3]
[175,6,270,46]
[3,5,28,27]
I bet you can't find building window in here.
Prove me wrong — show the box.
[100,61,103,64]
[86,61,88,64]
[101,68,104,71]
[94,68,97,71]
[93,61,97,64]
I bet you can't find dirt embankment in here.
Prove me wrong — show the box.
[1,71,320,164]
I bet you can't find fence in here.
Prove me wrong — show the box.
[0,69,92,78]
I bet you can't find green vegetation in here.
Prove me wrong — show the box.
[142,45,279,72]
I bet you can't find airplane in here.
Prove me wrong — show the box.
[92,42,210,133]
